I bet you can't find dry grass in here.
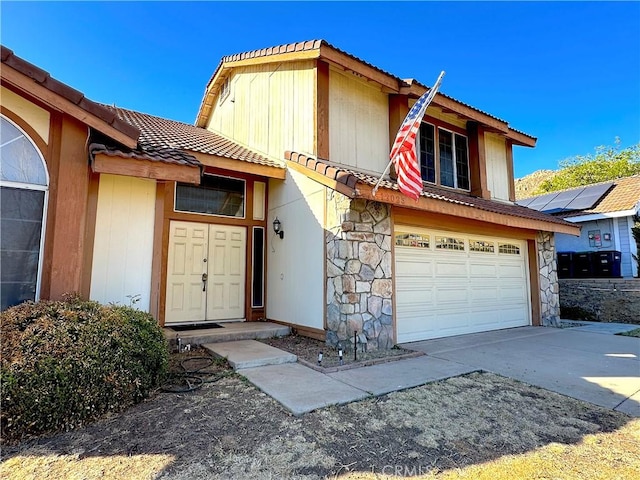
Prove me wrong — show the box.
[1,372,637,480]
[338,420,640,479]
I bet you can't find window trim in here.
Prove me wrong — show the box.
[0,114,49,306]
[417,120,471,192]
[173,173,247,219]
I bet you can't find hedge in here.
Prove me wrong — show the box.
[1,296,168,443]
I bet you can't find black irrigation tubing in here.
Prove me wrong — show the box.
[160,356,226,393]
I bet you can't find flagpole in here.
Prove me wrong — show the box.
[372,71,445,197]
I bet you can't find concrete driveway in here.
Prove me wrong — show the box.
[404,326,640,417]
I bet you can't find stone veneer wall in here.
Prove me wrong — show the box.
[559,278,640,324]
[537,231,560,326]
[325,193,393,350]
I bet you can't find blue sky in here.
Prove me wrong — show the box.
[2,1,638,177]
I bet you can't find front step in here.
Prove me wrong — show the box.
[203,340,297,370]
[164,321,290,347]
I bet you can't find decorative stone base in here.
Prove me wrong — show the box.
[537,232,560,327]
[325,195,393,350]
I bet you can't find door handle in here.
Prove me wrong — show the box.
[202,273,208,291]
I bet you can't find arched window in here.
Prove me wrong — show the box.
[1,115,49,310]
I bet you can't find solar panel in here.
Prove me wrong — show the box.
[540,187,585,213]
[564,182,613,211]
[516,197,535,207]
[524,192,561,211]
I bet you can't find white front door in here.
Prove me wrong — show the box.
[165,221,246,324]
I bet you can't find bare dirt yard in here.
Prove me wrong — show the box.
[2,347,639,480]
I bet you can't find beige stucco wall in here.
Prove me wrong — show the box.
[90,174,156,311]
[206,61,315,161]
[267,170,325,329]
[485,132,510,201]
[329,68,389,174]
[1,86,50,143]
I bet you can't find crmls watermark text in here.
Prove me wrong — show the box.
[379,464,434,477]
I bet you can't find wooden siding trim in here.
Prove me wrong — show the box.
[149,181,166,320]
[319,45,400,92]
[467,121,491,200]
[316,60,330,159]
[80,172,100,298]
[2,66,137,148]
[359,184,580,235]
[393,207,538,240]
[92,153,201,184]
[223,49,319,69]
[48,116,91,299]
[39,111,63,299]
[527,239,541,326]
[508,128,537,147]
[286,160,357,198]
[506,139,516,202]
[189,151,286,179]
[269,318,327,341]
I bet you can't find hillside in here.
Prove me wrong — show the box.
[514,170,555,200]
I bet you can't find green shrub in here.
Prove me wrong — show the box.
[1,296,168,443]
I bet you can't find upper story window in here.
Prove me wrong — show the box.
[175,174,245,218]
[219,77,231,104]
[418,123,470,191]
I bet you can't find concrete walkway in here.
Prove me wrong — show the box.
[205,339,475,415]
[560,320,639,335]
[205,326,640,417]
[405,327,640,417]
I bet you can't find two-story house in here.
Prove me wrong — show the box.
[0,41,578,349]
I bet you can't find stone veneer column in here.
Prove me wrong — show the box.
[537,231,560,326]
[325,192,393,350]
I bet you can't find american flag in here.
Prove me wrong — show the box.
[389,71,445,200]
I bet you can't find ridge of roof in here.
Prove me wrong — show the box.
[0,45,139,142]
[285,150,576,229]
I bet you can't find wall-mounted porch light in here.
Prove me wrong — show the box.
[273,217,284,239]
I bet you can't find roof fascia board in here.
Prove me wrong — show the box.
[190,150,286,179]
[92,153,201,184]
[2,65,138,149]
[356,183,580,236]
[563,206,639,223]
[223,49,320,69]
[318,44,400,92]
[286,160,357,197]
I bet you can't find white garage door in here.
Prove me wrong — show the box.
[395,227,530,343]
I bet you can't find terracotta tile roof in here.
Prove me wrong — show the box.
[286,151,576,229]
[90,106,283,170]
[556,176,640,218]
[1,45,139,141]
[198,39,533,142]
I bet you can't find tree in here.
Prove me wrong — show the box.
[534,139,640,195]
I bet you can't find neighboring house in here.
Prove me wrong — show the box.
[518,176,640,278]
[0,40,579,349]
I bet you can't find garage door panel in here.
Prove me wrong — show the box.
[471,286,499,302]
[395,227,530,343]
[396,260,434,277]
[500,284,527,302]
[498,263,525,278]
[469,262,497,277]
[435,260,467,277]
[435,285,469,304]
